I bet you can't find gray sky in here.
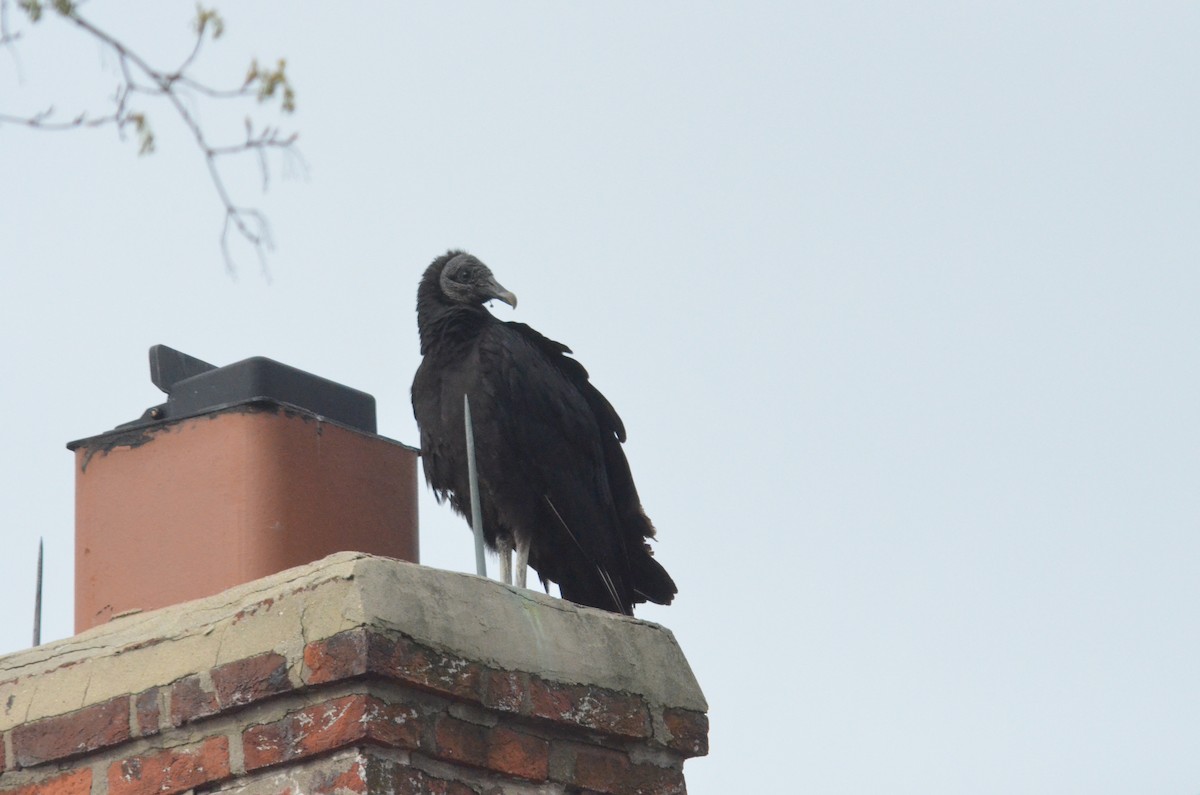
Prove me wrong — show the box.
[2,2,1198,792]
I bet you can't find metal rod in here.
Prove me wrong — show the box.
[33,537,43,647]
[464,395,487,578]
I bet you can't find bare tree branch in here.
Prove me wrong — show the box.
[0,1,301,276]
[0,105,119,129]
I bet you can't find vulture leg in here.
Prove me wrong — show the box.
[497,535,513,585]
[514,534,530,589]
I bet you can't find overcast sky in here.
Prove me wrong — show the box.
[2,3,1199,792]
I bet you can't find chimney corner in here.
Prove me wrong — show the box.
[0,553,707,795]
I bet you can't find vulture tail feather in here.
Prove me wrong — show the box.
[629,547,677,606]
[543,495,628,614]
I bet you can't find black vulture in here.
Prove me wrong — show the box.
[411,250,676,615]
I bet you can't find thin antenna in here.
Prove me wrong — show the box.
[464,395,487,577]
[33,537,43,647]
[544,496,625,614]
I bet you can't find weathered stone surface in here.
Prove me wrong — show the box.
[347,556,705,712]
[0,553,705,733]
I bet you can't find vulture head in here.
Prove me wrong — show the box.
[439,252,518,309]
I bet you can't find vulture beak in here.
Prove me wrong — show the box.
[488,280,518,309]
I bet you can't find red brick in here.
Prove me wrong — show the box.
[481,670,527,713]
[431,715,487,768]
[107,735,231,795]
[367,634,483,702]
[0,767,92,795]
[324,758,369,795]
[397,773,475,795]
[134,689,161,738]
[568,744,685,795]
[242,694,423,771]
[303,629,368,685]
[486,726,549,782]
[627,765,685,795]
[169,676,219,726]
[365,756,475,795]
[11,696,131,766]
[363,698,423,750]
[233,749,470,795]
[202,749,369,795]
[212,652,292,708]
[306,631,485,703]
[662,708,708,757]
[566,744,629,788]
[244,695,366,770]
[528,679,650,739]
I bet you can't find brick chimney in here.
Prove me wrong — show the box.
[66,346,419,632]
[0,553,709,795]
[1,346,707,793]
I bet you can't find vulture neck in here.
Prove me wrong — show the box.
[417,285,495,357]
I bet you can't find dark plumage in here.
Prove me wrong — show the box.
[411,250,676,615]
